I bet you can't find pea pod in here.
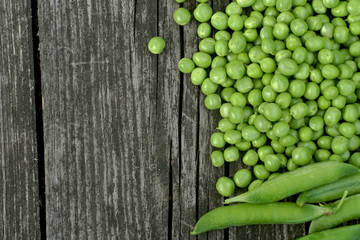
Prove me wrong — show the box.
[309,194,360,233]
[297,224,360,240]
[225,162,359,204]
[191,202,333,235]
[297,173,360,206]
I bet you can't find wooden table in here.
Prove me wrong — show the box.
[1,0,307,239]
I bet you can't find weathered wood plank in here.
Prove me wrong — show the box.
[39,0,182,239]
[0,0,40,238]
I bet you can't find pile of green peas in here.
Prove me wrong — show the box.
[175,0,360,198]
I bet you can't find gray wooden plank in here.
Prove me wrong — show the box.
[0,0,40,239]
[38,0,182,239]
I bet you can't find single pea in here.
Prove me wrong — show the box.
[275,50,292,63]
[338,122,356,139]
[264,6,279,16]
[346,93,358,103]
[271,140,286,153]
[290,18,308,36]
[279,109,292,123]
[277,58,298,76]
[263,103,283,122]
[178,58,195,73]
[224,146,240,162]
[306,16,323,31]
[249,46,269,63]
[321,64,339,80]
[197,23,212,39]
[247,63,263,79]
[225,2,243,16]
[349,153,360,168]
[237,52,250,65]
[325,124,341,137]
[211,12,228,30]
[257,145,274,162]
[294,63,310,80]
[343,104,359,122]
[199,38,216,55]
[350,41,360,57]
[306,101,318,117]
[290,102,309,120]
[215,30,231,41]
[298,141,317,154]
[243,106,253,123]
[273,22,290,40]
[254,115,272,133]
[229,106,244,124]
[320,23,335,38]
[234,77,253,93]
[287,158,298,171]
[324,107,342,127]
[272,121,291,138]
[236,0,256,7]
[316,136,332,150]
[304,82,320,101]
[264,154,281,172]
[252,0,267,11]
[252,134,267,148]
[226,60,245,80]
[289,117,305,130]
[314,149,331,162]
[211,151,225,167]
[248,89,263,107]
[201,78,218,95]
[293,6,309,20]
[262,16,276,27]
[331,1,349,17]
[216,177,235,197]
[331,136,349,154]
[258,102,268,115]
[350,22,360,36]
[285,145,296,157]
[276,0,292,12]
[229,34,247,54]
[210,67,227,85]
[323,86,339,101]
[205,94,221,110]
[298,127,313,142]
[279,134,298,147]
[260,58,277,74]
[292,146,312,166]
[230,92,246,108]
[148,36,166,54]
[192,52,212,69]
[244,16,260,29]
[305,36,324,52]
[241,126,261,142]
[228,14,244,31]
[292,47,307,64]
[173,8,191,26]
[332,95,347,109]
[243,150,259,166]
[349,135,360,152]
[221,87,236,103]
[210,132,226,148]
[288,80,306,98]
[337,79,355,96]
[277,12,295,25]
[233,169,252,188]
[253,165,270,180]
[191,67,207,85]
[308,116,324,132]
[211,56,227,69]
[309,69,323,84]
[235,140,252,151]
[215,40,229,57]
[262,85,278,102]
[347,0,360,15]
[317,49,334,65]
[217,119,236,133]
[276,92,291,109]
[334,26,349,44]
[263,0,276,7]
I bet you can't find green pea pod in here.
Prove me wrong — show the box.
[225,162,359,204]
[191,202,333,235]
[309,194,360,233]
[297,173,360,206]
[297,224,360,240]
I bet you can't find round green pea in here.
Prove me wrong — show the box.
[210,132,226,148]
[192,52,212,68]
[242,149,259,166]
[211,12,228,30]
[290,102,309,120]
[263,103,282,122]
[343,104,359,122]
[205,94,221,110]
[148,36,166,54]
[236,0,256,8]
[201,78,218,95]
[211,151,225,167]
[173,8,191,26]
[349,153,360,168]
[233,169,252,188]
[331,136,349,154]
[253,165,270,180]
[276,92,291,109]
[226,60,245,80]
[193,3,212,23]
[197,23,212,39]
[219,103,232,118]
[264,154,281,172]
[229,106,244,124]
[216,177,235,197]
[292,146,312,166]
[191,67,207,85]
[224,146,240,162]
[178,58,195,73]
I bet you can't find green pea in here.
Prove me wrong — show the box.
[288,79,306,98]
[271,140,286,153]
[205,94,221,110]
[331,95,346,109]
[276,0,292,12]
[173,8,191,26]
[243,29,259,42]
[229,92,245,108]
[225,2,243,16]
[279,135,298,147]
[235,140,251,151]
[228,14,244,31]
[249,46,269,63]
[290,102,309,120]
[294,63,310,80]
[338,122,356,139]
[264,154,281,172]
[334,26,349,44]
[262,85,277,102]
[148,36,166,54]
[253,164,270,180]
[199,38,216,55]
[331,1,349,17]
[248,179,264,190]
[221,78,235,88]
[247,89,263,107]
[314,149,331,162]
[257,145,274,162]
[178,58,195,73]
[324,107,342,127]
[293,6,309,20]
[201,78,217,95]
[211,151,225,167]
[252,0,267,11]
[317,49,334,65]
[278,58,298,76]
[322,86,338,101]
[210,56,225,69]
[337,79,355,96]
[219,103,232,118]
[243,149,259,166]
[215,39,229,57]
[308,116,323,132]
[273,22,290,40]
[264,6,280,17]
[285,34,302,51]
[305,36,324,52]
[346,93,357,104]
[349,153,360,168]
[321,64,339,80]
[305,52,315,65]
[234,77,253,94]
[289,117,305,129]
[233,169,252,188]
[316,136,332,150]
[261,38,276,55]
[215,30,231,41]
[225,60,245,80]
[191,68,207,85]
[247,63,263,79]
[307,16,323,31]
[210,132,226,148]
[275,92,291,109]
[290,19,308,36]
[217,119,235,133]
[292,47,307,64]
[241,125,260,142]
[253,115,271,133]
[292,147,312,166]
[236,0,256,7]
[216,177,235,197]
[309,69,323,84]
[237,53,250,65]
[229,106,245,124]
[325,124,341,137]
[312,0,326,13]
[259,58,276,74]
[331,136,349,154]
[192,52,212,68]
[224,146,240,162]
[298,127,313,142]
[272,121,290,138]
[197,23,212,39]
[287,158,298,171]
[320,23,335,38]
[350,22,360,36]
[209,67,226,84]
[343,104,359,122]
[252,134,267,148]
[211,12,228,30]
[275,50,292,63]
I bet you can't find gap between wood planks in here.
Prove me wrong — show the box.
[31,0,46,238]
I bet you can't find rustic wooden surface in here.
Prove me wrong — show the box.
[0,0,40,239]
[0,0,314,239]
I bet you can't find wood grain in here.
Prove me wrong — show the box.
[0,0,40,238]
